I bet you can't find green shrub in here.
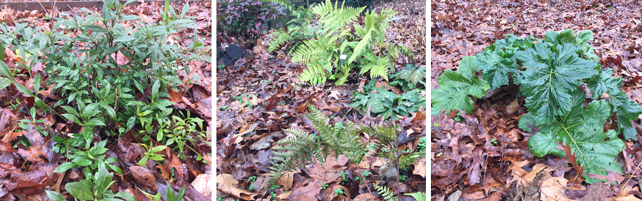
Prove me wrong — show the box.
[431,30,642,183]
[0,0,209,176]
[47,167,135,201]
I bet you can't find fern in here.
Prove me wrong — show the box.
[374,183,398,201]
[268,29,294,52]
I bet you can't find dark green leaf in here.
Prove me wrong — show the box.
[54,162,75,173]
[45,190,66,201]
[431,56,489,115]
[65,181,94,200]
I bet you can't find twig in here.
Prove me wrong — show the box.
[619,159,642,196]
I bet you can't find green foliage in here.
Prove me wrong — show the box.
[404,192,427,201]
[152,111,207,161]
[473,34,536,90]
[268,104,406,189]
[46,167,135,201]
[389,64,426,91]
[268,7,316,53]
[140,181,186,201]
[526,100,624,183]
[374,183,397,201]
[290,0,411,85]
[138,142,168,167]
[0,0,208,152]
[431,56,490,115]
[271,104,366,169]
[434,30,642,184]
[352,80,425,120]
[54,140,122,179]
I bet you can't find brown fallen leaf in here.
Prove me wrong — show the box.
[276,171,296,191]
[353,193,380,201]
[216,174,257,200]
[129,166,158,192]
[540,175,572,201]
[413,158,426,178]
[191,174,213,198]
[506,97,520,114]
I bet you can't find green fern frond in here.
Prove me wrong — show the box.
[268,28,294,52]
[311,0,364,35]
[271,128,317,170]
[374,183,397,201]
[266,162,284,189]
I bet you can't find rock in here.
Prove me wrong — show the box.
[226,44,244,60]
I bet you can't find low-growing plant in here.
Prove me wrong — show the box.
[138,142,168,166]
[46,167,135,201]
[352,83,424,120]
[55,140,122,179]
[431,30,641,183]
[389,64,426,91]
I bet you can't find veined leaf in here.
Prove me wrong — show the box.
[528,100,625,184]
[588,69,642,140]
[431,56,489,115]
[517,43,598,125]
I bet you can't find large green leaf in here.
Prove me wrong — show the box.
[587,69,642,140]
[431,56,489,115]
[528,100,625,184]
[517,43,598,125]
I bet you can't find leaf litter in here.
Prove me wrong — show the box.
[432,0,642,200]
[217,0,426,200]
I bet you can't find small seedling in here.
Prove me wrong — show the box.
[433,123,440,127]
[491,138,498,146]
[334,188,344,197]
[220,106,229,110]
[322,183,328,189]
[399,175,407,182]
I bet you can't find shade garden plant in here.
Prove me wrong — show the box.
[431,30,642,183]
[0,0,210,199]
[215,0,426,200]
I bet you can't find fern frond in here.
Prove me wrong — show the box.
[311,0,364,35]
[271,128,317,170]
[266,162,284,189]
[299,63,327,85]
[374,183,397,201]
[268,28,294,52]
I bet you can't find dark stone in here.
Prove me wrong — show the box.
[217,39,222,59]
[226,44,244,60]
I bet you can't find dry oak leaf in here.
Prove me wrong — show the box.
[192,174,213,198]
[216,174,257,200]
[540,175,572,201]
[276,171,296,191]
[413,158,426,178]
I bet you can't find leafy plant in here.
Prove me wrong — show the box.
[290,0,411,85]
[138,142,168,166]
[389,64,426,91]
[46,167,135,201]
[54,140,122,179]
[430,56,489,116]
[431,30,641,183]
[352,86,425,120]
[268,6,316,53]
[140,181,186,201]
[374,183,397,201]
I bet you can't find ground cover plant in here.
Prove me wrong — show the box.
[0,0,213,200]
[216,0,426,200]
[431,1,642,200]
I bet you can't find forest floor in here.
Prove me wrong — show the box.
[0,1,212,200]
[216,0,427,200]
[431,0,642,200]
